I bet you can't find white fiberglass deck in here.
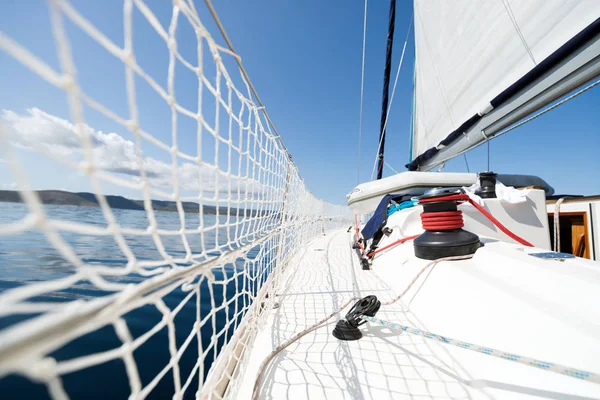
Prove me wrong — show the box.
[238,229,600,399]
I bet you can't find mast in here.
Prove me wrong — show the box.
[376,0,396,180]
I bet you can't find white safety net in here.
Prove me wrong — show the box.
[0,1,351,399]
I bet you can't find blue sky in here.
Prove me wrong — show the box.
[1,0,599,205]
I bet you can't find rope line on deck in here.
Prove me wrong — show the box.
[366,235,418,258]
[366,191,534,259]
[362,315,600,384]
[419,193,534,247]
[251,253,473,399]
[354,215,365,254]
[253,194,545,395]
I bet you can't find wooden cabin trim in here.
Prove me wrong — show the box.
[547,211,590,259]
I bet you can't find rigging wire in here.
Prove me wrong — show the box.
[384,161,400,174]
[370,16,413,181]
[487,140,490,172]
[463,153,470,172]
[356,0,369,184]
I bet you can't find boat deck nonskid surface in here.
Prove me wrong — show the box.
[237,230,461,399]
[238,229,600,399]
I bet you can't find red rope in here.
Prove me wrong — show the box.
[419,194,534,247]
[362,192,533,260]
[367,234,419,257]
[354,215,365,254]
[420,210,464,231]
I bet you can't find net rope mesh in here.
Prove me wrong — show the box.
[0,0,351,398]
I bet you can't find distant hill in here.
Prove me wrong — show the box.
[0,190,244,215]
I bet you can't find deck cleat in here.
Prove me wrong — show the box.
[332,295,381,341]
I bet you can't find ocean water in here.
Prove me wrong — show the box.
[0,202,268,399]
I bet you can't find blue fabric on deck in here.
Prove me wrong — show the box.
[387,198,418,216]
[361,194,418,240]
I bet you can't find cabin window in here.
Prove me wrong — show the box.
[547,212,590,259]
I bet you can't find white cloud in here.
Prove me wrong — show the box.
[1,182,18,190]
[1,108,263,198]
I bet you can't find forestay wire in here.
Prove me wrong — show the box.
[0,1,351,399]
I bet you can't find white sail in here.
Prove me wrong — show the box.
[410,0,600,170]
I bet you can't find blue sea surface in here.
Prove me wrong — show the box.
[0,202,268,399]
